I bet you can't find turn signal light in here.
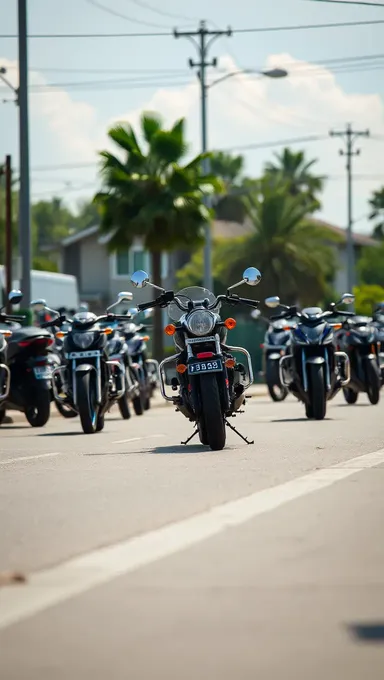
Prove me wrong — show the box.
[165,324,176,336]
[142,335,150,341]
[332,323,342,330]
[102,327,113,335]
[56,331,65,339]
[225,358,236,369]
[176,364,187,374]
[1,330,12,338]
[224,318,236,330]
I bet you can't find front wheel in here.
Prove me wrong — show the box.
[118,390,131,419]
[307,363,326,420]
[76,372,98,434]
[343,387,358,404]
[366,359,380,405]
[25,389,51,427]
[199,373,226,450]
[265,360,288,402]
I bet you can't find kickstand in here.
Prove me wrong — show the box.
[225,419,254,445]
[181,427,198,445]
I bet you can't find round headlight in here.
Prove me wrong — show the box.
[72,332,96,349]
[187,310,215,336]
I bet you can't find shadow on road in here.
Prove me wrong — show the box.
[347,622,384,643]
[337,403,371,407]
[37,431,83,437]
[271,418,333,423]
[149,444,210,454]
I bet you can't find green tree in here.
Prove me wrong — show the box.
[264,147,325,209]
[353,284,384,315]
[94,112,222,358]
[368,186,384,239]
[357,242,384,287]
[31,197,73,247]
[73,198,100,231]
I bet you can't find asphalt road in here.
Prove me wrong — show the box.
[1,390,384,679]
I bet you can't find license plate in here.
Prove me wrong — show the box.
[33,366,51,380]
[188,358,223,374]
[67,350,101,359]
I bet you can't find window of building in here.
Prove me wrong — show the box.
[116,250,130,276]
[133,249,145,272]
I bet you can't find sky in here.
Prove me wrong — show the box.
[1,0,384,235]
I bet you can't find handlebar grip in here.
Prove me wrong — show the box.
[5,314,25,321]
[138,300,158,311]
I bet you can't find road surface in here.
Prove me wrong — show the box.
[1,391,384,679]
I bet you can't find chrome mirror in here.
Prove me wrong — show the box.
[265,296,281,309]
[341,293,355,305]
[117,291,133,302]
[243,267,262,286]
[131,270,150,289]
[8,289,23,305]
[30,298,47,311]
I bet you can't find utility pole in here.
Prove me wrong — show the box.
[330,123,369,294]
[5,155,13,313]
[174,21,232,292]
[18,0,31,306]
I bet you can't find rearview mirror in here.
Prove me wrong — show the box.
[251,309,261,319]
[265,296,280,309]
[31,298,47,312]
[8,289,23,305]
[117,291,133,302]
[131,270,150,289]
[341,293,355,305]
[243,267,261,286]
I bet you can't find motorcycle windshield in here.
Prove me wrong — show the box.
[168,286,220,322]
[295,323,326,343]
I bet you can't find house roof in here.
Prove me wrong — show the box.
[60,225,99,247]
[308,217,378,247]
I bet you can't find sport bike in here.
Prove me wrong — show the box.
[130,267,262,451]
[31,292,134,434]
[336,314,382,405]
[264,293,354,420]
[252,309,295,402]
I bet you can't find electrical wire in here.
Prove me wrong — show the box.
[308,0,384,8]
[84,0,170,29]
[2,18,384,38]
[123,0,199,22]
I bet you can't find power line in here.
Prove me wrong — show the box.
[1,18,384,38]
[308,0,384,7]
[123,0,198,21]
[84,0,169,29]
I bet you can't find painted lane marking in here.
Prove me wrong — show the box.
[112,434,165,444]
[0,452,61,466]
[1,447,384,630]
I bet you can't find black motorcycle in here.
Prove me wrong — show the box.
[32,292,134,434]
[130,267,261,451]
[0,290,25,423]
[372,303,384,386]
[101,318,143,419]
[37,317,78,419]
[336,314,382,405]
[264,293,354,420]
[252,309,294,401]
[0,290,54,427]
[122,309,158,411]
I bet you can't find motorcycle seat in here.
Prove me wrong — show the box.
[6,327,53,360]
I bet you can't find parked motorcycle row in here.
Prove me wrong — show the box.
[0,268,383,449]
[0,290,159,434]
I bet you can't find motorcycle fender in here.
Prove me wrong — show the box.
[305,356,325,366]
[268,353,281,361]
[74,363,96,375]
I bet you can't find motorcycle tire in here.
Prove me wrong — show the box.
[366,360,380,405]
[118,392,131,420]
[307,363,326,420]
[132,392,144,416]
[25,389,51,427]
[343,387,358,404]
[96,412,105,432]
[76,372,98,434]
[144,394,151,410]
[199,373,226,450]
[55,401,77,418]
[265,361,288,402]
[0,408,6,425]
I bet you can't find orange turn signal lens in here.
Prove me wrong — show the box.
[332,323,342,330]
[142,335,150,342]
[176,364,187,374]
[102,327,113,335]
[224,318,236,330]
[56,331,65,339]
[283,326,291,331]
[165,324,176,336]
[1,330,12,338]
[225,358,236,369]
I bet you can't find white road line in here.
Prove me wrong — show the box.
[112,434,165,444]
[0,452,61,466]
[1,447,384,630]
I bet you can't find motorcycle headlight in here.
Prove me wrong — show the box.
[186,310,215,336]
[72,332,96,349]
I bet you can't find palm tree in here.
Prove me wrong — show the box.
[213,176,339,306]
[94,112,222,359]
[264,147,325,209]
[369,186,384,239]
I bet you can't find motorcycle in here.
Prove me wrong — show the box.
[31,291,134,434]
[130,266,262,451]
[251,309,294,402]
[0,290,25,424]
[0,290,54,427]
[372,303,384,386]
[122,308,159,411]
[336,314,382,405]
[100,318,143,419]
[264,293,354,420]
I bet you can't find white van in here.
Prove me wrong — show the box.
[0,266,79,310]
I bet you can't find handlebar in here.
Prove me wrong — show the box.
[0,314,26,323]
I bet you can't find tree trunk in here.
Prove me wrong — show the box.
[151,251,164,361]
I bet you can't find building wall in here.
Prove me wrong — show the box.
[79,236,110,301]
[63,244,81,287]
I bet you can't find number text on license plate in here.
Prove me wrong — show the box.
[33,366,51,380]
[188,358,223,374]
